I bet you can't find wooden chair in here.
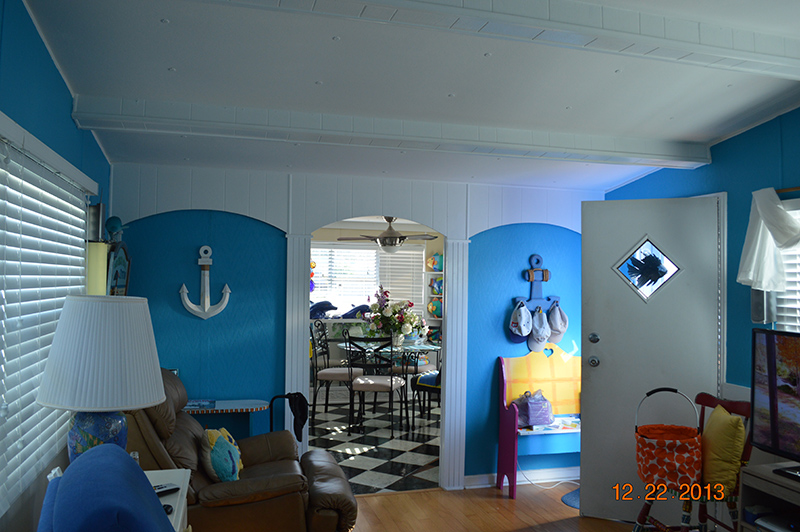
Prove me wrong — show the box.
[632,392,751,532]
[310,320,362,425]
[342,330,405,438]
[695,392,752,532]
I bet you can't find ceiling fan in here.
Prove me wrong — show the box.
[337,216,437,253]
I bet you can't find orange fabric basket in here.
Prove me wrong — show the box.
[634,389,702,491]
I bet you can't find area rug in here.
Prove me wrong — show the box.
[561,488,579,509]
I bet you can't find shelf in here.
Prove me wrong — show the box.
[739,461,800,530]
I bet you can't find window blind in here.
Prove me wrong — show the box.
[0,147,87,517]
[310,242,425,318]
[776,207,800,332]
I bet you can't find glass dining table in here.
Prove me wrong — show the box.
[337,340,442,431]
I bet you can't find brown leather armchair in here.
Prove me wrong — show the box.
[125,369,357,532]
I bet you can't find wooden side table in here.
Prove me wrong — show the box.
[145,468,190,532]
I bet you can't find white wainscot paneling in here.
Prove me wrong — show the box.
[157,166,192,213]
[224,170,251,216]
[191,168,226,211]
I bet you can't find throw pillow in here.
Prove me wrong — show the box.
[701,404,745,491]
[200,428,243,482]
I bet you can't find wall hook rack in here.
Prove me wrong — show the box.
[513,254,560,311]
[180,245,231,320]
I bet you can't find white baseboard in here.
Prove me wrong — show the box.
[462,466,580,490]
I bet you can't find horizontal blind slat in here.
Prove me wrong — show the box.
[0,158,86,517]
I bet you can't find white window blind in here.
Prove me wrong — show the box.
[0,147,87,517]
[311,242,425,317]
[776,207,800,331]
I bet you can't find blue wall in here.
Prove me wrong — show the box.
[0,0,109,201]
[608,107,800,387]
[122,210,288,434]
[467,223,582,475]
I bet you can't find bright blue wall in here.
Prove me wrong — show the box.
[0,0,109,201]
[608,107,800,387]
[467,223,582,475]
[122,210,288,434]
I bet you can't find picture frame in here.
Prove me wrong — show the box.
[107,242,130,296]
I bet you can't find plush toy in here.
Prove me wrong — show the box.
[429,276,443,295]
[427,298,442,318]
[426,253,443,272]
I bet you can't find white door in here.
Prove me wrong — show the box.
[580,195,725,522]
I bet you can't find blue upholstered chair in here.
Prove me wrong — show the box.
[37,443,173,532]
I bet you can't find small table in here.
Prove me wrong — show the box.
[145,468,190,532]
[184,399,270,439]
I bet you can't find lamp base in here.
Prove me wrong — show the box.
[67,411,128,462]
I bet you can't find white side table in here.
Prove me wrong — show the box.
[145,469,191,532]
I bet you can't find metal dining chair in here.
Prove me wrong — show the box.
[342,330,406,438]
[310,320,362,425]
[391,348,437,431]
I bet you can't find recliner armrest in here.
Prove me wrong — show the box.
[197,472,308,508]
[302,449,358,532]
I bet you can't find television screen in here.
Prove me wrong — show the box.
[751,328,800,477]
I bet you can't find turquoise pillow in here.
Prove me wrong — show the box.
[200,428,243,482]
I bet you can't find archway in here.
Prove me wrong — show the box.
[307,216,444,494]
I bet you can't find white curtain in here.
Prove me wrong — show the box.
[737,187,800,291]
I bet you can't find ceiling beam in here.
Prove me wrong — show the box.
[72,94,710,168]
[187,0,800,81]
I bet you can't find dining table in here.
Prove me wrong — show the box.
[337,339,442,432]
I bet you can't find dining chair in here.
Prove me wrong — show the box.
[391,349,437,431]
[310,320,362,426]
[409,369,441,431]
[342,330,406,438]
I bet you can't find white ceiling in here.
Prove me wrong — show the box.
[24,0,800,191]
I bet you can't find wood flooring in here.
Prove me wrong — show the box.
[352,483,632,532]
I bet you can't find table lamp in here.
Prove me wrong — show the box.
[37,295,166,462]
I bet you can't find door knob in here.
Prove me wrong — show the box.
[588,332,600,343]
[588,356,600,367]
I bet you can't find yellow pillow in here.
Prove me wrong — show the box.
[701,405,745,491]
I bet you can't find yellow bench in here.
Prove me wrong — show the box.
[497,346,581,499]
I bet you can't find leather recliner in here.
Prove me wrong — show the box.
[125,369,357,532]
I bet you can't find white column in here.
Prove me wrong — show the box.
[285,233,311,453]
[439,238,469,490]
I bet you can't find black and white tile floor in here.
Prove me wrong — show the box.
[308,395,440,495]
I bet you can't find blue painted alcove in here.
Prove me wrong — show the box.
[467,223,582,476]
[122,210,287,435]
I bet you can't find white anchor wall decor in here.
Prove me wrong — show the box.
[180,245,231,320]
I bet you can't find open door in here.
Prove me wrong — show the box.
[580,195,725,522]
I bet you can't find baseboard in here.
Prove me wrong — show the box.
[462,466,580,490]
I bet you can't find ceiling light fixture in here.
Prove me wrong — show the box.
[337,216,437,253]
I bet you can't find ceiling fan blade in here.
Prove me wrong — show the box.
[404,234,438,240]
[337,236,376,241]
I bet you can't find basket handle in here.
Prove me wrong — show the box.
[635,387,700,432]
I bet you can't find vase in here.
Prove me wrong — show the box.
[392,334,405,347]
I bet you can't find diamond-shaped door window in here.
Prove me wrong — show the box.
[616,239,679,300]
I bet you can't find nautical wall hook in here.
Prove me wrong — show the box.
[513,254,560,311]
[180,245,231,320]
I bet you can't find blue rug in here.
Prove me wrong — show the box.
[561,488,579,509]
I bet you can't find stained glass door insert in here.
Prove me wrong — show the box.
[614,238,679,301]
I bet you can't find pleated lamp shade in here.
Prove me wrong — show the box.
[37,295,166,411]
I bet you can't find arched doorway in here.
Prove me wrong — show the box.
[307,216,444,494]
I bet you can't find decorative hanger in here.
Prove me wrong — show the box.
[513,254,560,312]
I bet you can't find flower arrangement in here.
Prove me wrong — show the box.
[366,286,428,339]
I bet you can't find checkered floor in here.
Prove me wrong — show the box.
[308,391,440,494]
